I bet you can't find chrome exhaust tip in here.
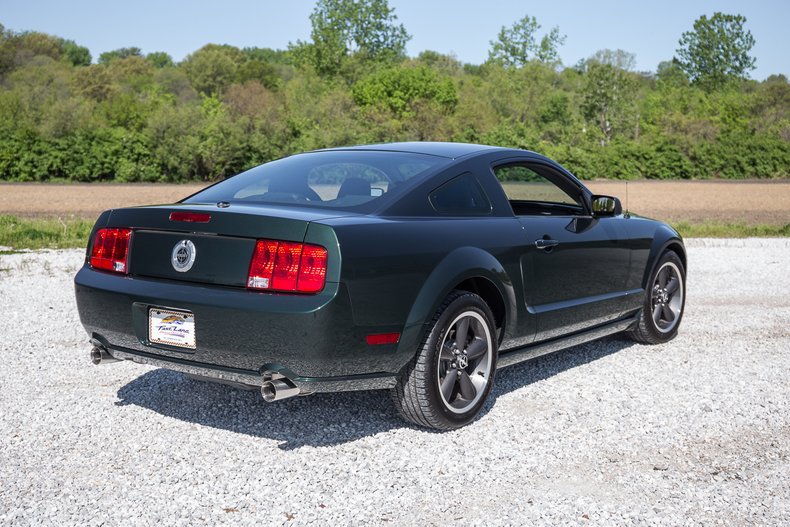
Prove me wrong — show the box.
[90,346,120,365]
[261,379,300,402]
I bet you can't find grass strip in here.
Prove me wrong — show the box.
[671,221,790,238]
[0,215,93,250]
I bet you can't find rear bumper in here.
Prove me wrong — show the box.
[75,265,407,388]
[99,345,396,393]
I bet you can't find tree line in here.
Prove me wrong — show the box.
[0,2,787,183]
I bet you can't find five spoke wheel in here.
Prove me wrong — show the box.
[628,250,686,344]
[437,311,493,414]
[392,290,498,429]
[650,261,684,333]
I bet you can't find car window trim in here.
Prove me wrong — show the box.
[489,158,592,216]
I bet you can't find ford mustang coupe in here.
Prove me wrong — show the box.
[75,142,686,429]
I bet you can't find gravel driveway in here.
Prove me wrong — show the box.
[1,239,788,526]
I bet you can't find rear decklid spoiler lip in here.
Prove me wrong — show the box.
[104,203,357,241]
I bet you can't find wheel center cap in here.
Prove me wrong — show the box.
[456,353,469,369]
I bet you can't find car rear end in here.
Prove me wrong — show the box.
[74,203,400,396]
[75,148,455,399]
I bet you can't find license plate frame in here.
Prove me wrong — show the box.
[148,308,196,350]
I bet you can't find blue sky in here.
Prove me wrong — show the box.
[3,0,788,79]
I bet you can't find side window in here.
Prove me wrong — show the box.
[430,173,492,215]
[494,164,584,216]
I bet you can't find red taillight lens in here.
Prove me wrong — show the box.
[169,212,211,223]
[297,244,328,293]
[247,240,278,289]
[272,242,303,291]
[247,239,327,293]
[90,228,131,274]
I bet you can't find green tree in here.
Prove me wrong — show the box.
[98,47,142,64]
[13,31,63,61]
[146,51,174,68]
[291,0,410,75]
[352,65,457,140]
[242,47,291,65]
[73,64,116,101]
[182,44,242,96]
[581,63,638,144]
[656,60,689,87]
[60,40,91,66]
[236,60,280,89]
[586,49,636,71]
[488,15,566,68]
[1,20,789,184]
[0,24,12,73]
[416,50,463,76]
[195,94,247,179]
[352,65,457,118]
[676,12,756,90]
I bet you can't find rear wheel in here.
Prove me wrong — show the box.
[392,290,498,430]
[628,250,686,344]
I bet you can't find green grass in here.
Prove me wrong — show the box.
[0,215,93,250]
[0,215,788,250]
[671,221,790,238]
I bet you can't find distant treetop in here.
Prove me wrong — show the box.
[676,12,756,91]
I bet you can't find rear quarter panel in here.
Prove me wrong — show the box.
[323,215,524,364]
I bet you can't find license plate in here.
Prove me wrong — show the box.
[149,308,196,349]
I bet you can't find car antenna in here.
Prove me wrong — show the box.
[624,181,630,218]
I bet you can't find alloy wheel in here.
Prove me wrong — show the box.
[437,310,493,414]
[650,261,684,333]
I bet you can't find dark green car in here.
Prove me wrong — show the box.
[75,142,686,429]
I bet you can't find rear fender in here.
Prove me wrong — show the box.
[397,247,516,356]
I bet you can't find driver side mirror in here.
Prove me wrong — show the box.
[591,195,622,217]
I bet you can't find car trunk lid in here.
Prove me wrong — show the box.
[105,203,349,287]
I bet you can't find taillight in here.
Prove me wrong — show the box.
[90,228,132,274]
[297,244,329,293]
[247,239,327,293]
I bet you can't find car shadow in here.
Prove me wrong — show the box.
[115,335,636,449]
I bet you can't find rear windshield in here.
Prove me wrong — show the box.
[183,150,450,211]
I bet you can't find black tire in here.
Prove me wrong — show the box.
[392,290,498,430]
[628,250,686,344]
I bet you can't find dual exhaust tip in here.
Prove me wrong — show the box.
[260,378,300,402]
[90,344,301,402]
[90,346,120,365]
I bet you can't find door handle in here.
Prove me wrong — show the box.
[534,238,559,250]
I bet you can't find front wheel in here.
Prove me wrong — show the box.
[392,290,498,430]
[628,250,686,344]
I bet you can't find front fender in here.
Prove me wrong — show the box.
[396,246,517,357]
[642,225,686,288]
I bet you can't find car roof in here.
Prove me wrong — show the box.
[316,141,517,159]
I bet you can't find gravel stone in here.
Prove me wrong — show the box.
[1,238,789,525]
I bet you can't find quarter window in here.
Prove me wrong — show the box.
[430,173,492,215]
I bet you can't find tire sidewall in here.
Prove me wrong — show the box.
[423,293,498,428]
[643,251,686,342]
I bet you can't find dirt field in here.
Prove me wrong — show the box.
[1,180,789,225]
[585,180,790,225]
